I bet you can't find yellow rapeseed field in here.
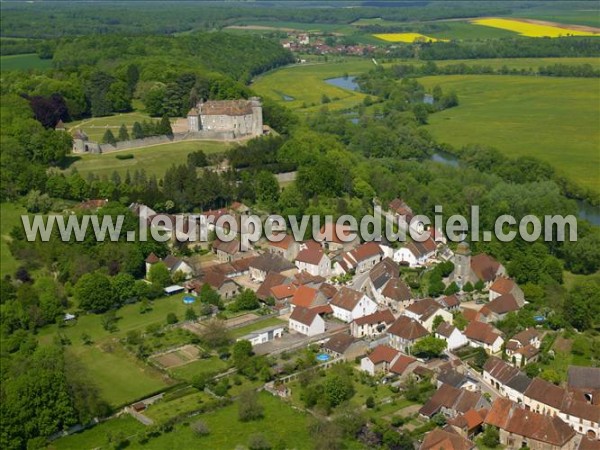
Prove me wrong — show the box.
[471,18,600,38]
[373,33,447,43]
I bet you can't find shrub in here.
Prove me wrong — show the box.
[190,420,209,437]
[115,153,134,160]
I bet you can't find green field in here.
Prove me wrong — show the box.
[169,356,228,383]
[67,112,173,142]
[0,203,25,277]
[252,59,376,112]
[432,56,600,70]
[419,75,600,194]
[230,316,287,338]
[64,140,231,178]
[0,53,52,71]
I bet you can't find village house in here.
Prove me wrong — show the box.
[265,234,300,261]
[350,308,395,338]
[505,328,542,367]
[322,332,368,360]
[288,306,326,336]
[420,426,476,450]
[485,397,578,450]
[403,297,454,332]
[419,383,489,419]
[447,409,487,441]
[449,242,506,288]
[477,293,521,323]
[437,294,461,312]
[290,284,328,311]
[145,253,194,280]
[330,287,378,323]
[380,278,414,312]
[185,271,241,300]
[269,283,297,306]
[318,223,360,252]
[360,345,400,376]
[238,324,284,346]
[393,238,437,267]
[523,377,567,417]
[437,369,479,392]
[387,315,429,354]
[388,198,414,226]
[295,241,331,278]
[363,258,399,302]
[337,241,384,274]
[463,321,504,354]
[256,272,289,301]
[559,392,600,440]
[389,354,419,379]
[483,357,528,399]
[489,277,525,306]
[435,322,469,351]
[249,253,296,282]
[212,239,245,262]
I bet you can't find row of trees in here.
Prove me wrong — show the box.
[101,117,173,145]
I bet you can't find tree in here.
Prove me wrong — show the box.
[185,307,197,321]
[323,374,354,408]
[232,289,259,312]
[540,369,562,385]
[463,281,474,293]
[248,433,271,450]
[411,335,447,358]
[166,312,178,324]
[413,103,428,124]
[199,283,222,307]
[444,281,460,296]
[102,129,117,145]
[563,280,600,331]
[431,315,445,331]
[75,272,115,312]
[365,396,375,409]
[157,115,173,136]
[111,272,135,305]
[474,279,485,291]
[232,339,253,369]
[321,94,331,104]
[118,124,130,141]
[238,390,264,422]
[190,420,209,437]
[148,262,171,288]
[481,425,500,448]
[453,312,468,331]
[132,121,144,139]
[201,319,231,348]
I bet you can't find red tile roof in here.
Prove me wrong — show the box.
[489,277,517,295]
[471,253,501,282]
[268,233,296,250]
[291,285,319,308]
[420,427,474,450]
[523,378,566,410]
[270,284,297,300]
[256,272,289,300]
[367,345,399,365]
[464,321,502,346]
[145,252,160,264]
[389,354,417,375]
[381,278,412,301]
[480,294,519,316]
[289,306,319,326]
[331,287,365,312]
[295,241,326,265]
[406,297,443,320]
[388,316,429,341]
[353,308,395,327]
[347,241,383,263]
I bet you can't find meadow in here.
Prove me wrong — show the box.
[471,17,600,37]
[252,58,375,112]
[63,140,231,178]
[0,53,52,71]
[432,56,600,70]
[67,111,172,142]
[419,75,600,194]
[0,203,25,277]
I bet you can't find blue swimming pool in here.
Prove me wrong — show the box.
[183,296,195,304]
[316,353,330,362]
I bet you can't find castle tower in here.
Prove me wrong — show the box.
[453,241,472,288]
[249,96,263,136]
[187,107,200,133]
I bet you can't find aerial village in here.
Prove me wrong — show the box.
[117,196,600,450]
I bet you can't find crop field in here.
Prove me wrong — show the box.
[419,75,600,195]
[63,140,231,178]
[252,59,376,112]
[0,203,25,277]
[471,17,600,37]
[373,32,447,43]
[0,53,52,71]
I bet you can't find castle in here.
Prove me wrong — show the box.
[70,97,264,154]
[187,97,263,138]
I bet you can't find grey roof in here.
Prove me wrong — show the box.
[437,369,467,388]
[505,373,533,394]
[250,253,295,274]
[568,366,600,390]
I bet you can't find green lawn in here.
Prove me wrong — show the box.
[144,390,213,423]
[0,202,26,277]
[419,75,600,195]
[169,356,228,383]
[66,112,168,142]
[0,53,52,71]
[50,415,145,450]
[433,56,600,70]
[63,140,231,178]
[252,58,376,113]
[135,392,314,449]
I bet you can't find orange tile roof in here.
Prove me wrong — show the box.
[389,354,417,375]
[270,283,297,300]
[291,285,319,308]
[367,345,399,364]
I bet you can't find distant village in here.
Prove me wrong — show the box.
[76,195,600,450]
[281,32,379,57]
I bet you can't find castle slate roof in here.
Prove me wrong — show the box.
[199,99,254,116]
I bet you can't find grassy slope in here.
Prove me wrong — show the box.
[0,53,52,71]
[63,140,231,178]
[252,58,375,113]
[66,112,174,142]
[432,56,600,70]
[0,203,25,277]
[419,75,600,194]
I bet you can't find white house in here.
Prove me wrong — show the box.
[145,253,194,280]
[387,315,429,354]
[338,242,384,274]
[360,345,400,376]
[350,308,395,338]
[393,237,437,267]
[288,306,326,336]
[464,321,504,354]
[295,241,331,278]
[238,325,284,346]
[435,322,468,351]
[330,287,378,323]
